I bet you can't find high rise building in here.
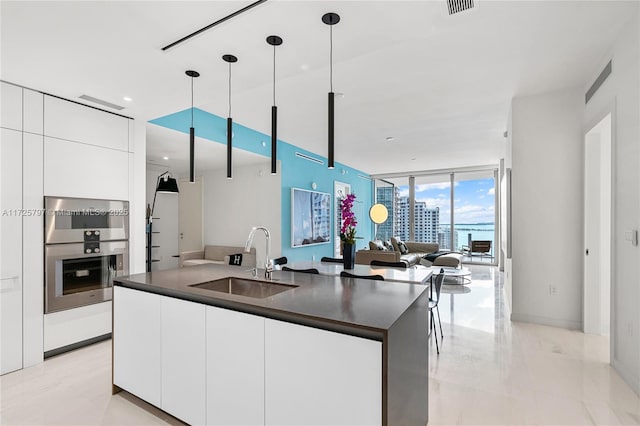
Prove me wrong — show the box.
[396,196,439,243]
[374,185,397,240]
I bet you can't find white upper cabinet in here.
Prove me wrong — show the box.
[43,137,128,200]
[44,95,129,151]
[1,82,22,131]
[23,89,43,135]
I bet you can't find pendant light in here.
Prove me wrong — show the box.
[266,35,283,175]
[185,70,200,183]
[322,12,340,169]
[223,54,237,179]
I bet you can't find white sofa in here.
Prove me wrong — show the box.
[180,245,256,268]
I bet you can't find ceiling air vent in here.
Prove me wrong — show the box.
[78,94,125,111]
[295,152,324,165]
[447,0,475,15]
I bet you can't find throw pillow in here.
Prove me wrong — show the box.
[369,240,386,251]
[228,253,243,266]
[398,241,409,255]
[383,240,394,251]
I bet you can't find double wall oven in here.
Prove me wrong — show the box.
[44,197,129,314]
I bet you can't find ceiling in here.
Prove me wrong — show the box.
[1,1,635,175]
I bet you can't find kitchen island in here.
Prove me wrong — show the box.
[113,264,429,426]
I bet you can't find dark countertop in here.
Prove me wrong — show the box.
[114,264,429,340]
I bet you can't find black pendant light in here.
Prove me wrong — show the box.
[223,54,237,179]
[186,70,200,182]
[323,12,340,169]
[266,35,283,175]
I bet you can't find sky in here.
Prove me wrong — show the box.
[397,177,495,224]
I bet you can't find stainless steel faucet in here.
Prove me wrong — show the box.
[245,226,273,280]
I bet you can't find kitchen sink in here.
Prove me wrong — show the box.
[189,277,298,299]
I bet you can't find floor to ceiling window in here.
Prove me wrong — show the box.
[374,167,498,265]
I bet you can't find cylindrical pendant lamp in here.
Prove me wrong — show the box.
[322,12,340,169]
[267,35,283,175]
[223,54,238,179]
[185,70,200,182]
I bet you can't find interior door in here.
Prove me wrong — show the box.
[583,114,612,336]
[1,128,23,374]
[179,177,203,253]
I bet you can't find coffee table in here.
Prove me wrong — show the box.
[430,266,471,284]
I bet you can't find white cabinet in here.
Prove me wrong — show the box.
[206,306,264,426]
[161,297,206,426]
[0,128,23,375]
[0,82,22,131]
[43,136,128,199]
[23,89,43,135]
[114,289,381,425]
[265,319,382,426]
[43,95,129,151]
[22,132,44,367]
[113,286,162,407]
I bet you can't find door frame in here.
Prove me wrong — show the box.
[583,105,615,343]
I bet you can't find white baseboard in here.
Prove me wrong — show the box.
[510,312,582,330]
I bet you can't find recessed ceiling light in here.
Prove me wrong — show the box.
[386,137,395,142]
[411,157,417,161]
[300,64,310,71]
[163,156,169,160]
[123,96,132,102]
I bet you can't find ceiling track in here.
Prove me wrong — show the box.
[161,0,269,51]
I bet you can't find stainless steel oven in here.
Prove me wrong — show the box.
[44,241,128,313]
[44,197,129,313]
[45,197,129,244]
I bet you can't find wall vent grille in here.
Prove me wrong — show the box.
[447,0,475,15]
[78,95,125,111]
[294,152,324,165]
[585,60,612,104]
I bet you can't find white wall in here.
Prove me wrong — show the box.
[509,86,585,329]
[201,161,281,268]
[583,8,640,393]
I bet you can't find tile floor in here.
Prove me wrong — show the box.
[1,265,639,425]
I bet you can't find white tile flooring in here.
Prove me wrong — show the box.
[1,265,639,425]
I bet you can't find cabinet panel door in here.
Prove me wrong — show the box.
[206,307,264,426]
[161,296,206,426]
[0,82,22,131]
[265,320,382,426]
[23,89,43,135]
[22,133,44,367]
[0,128,23,375]
[43,137,128,200]
[113,287,161,407]
[43,95,129,151]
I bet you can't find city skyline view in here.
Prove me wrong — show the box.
[397,177,495,225]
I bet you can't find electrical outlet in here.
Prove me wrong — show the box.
[549,285,557,295]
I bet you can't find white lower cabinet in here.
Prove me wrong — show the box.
[206,306,264,426]
[113,287,162,407]
[115,288,381,425]
[265,319,382,426]
[161,297,206,426]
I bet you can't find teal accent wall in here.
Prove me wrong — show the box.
[150,109,373,263]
